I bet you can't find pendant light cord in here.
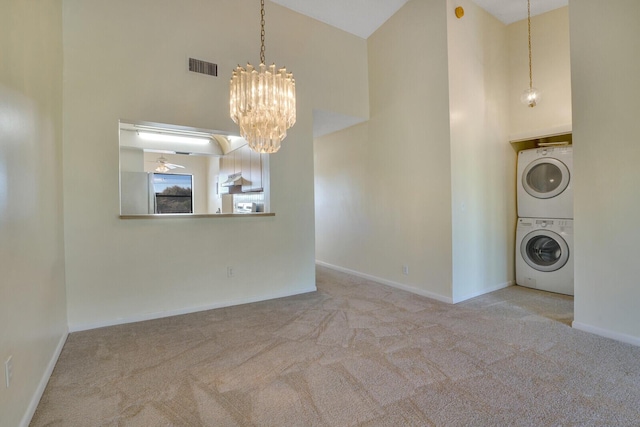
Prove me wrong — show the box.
[527,0,533,90]
[260,0,266,64]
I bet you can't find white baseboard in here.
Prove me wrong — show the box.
[572,321,640,347]
[21,329,68,427]
[452,280,515,304]
[68,286,317,332]
[316,260,453,304]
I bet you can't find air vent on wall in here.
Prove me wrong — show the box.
[189,58,217,76]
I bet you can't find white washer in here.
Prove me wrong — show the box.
[516,217,573,296]
[517,146,573,219]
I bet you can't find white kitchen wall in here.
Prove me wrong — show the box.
[315,0,454,302]
[569,0,640,345]
[0,1,67,425]
[447,0,515,303]
[62,0,368,330]
[508,7,572,140]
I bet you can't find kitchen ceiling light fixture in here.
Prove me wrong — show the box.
[137,131,210,145]
[229,0,296,154]
[521,0,540,107]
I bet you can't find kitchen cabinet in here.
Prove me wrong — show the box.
[250,150,263,191]
[241,147,252,192]
[219,155,233,194]
[245,149,263,192]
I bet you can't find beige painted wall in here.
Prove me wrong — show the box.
[0,1,67,425]
[508,7,572,140]
[315,0,454,301]
[570,0,640,344]
[314,122,370,272]
[447,0,515,302]
[62,0,368,330]
[314,3,574,306]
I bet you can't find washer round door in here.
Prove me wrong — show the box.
[521,230,569,272]
[522,157,570,199]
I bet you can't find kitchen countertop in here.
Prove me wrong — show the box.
[119,213,275,219]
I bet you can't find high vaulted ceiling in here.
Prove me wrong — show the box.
[271,0,568,39]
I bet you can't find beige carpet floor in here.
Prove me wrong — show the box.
[31,266,640,426]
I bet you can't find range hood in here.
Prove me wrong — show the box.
[222,172,251,187]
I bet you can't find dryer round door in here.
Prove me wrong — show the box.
[521,230,569,272]
[522,157,570,199]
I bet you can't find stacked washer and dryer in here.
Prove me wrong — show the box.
[516,146,574,295]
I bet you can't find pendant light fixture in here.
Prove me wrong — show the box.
[229,0,296,154]
[521,0,540,107]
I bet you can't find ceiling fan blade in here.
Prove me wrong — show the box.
[165,163,185,169]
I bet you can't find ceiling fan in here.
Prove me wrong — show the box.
[150,156,185,173]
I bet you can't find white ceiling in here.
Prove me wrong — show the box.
[472,0,568,25]
[271,0,410,39]
[271,0,568,39]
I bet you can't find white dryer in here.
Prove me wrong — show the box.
[517,146,573,219]
[516,217,573,296]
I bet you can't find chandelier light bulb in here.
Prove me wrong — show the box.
[521,87,541,108]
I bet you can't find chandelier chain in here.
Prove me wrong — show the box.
[260,0,266,64]
[527,0,533,90]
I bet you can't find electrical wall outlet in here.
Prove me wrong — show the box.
[5,356,13,388]
[227,266,234,278]
[402,265,409,275]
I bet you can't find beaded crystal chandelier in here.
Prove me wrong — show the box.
[230,0,296,154]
